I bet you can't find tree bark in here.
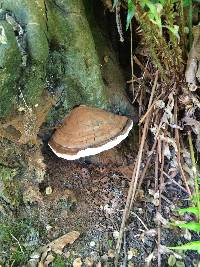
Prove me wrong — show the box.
[0,0,137,207]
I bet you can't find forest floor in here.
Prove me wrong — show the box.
[1,138,199,267]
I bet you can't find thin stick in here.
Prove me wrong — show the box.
[115,72,159,266]
[163,171,189,194]
[130,72,159,211]
[10,232,24,254]
[139,82,176,125]
[174,97,192,196]
[188,131,200,222]
[139,84,143,119]
[132,58,150,105]
[137,119,162,190]
[155,150,159,191]
[158,137,162,163]
[157,140,165,267]
[139,93,163,125]
[161,194,175,206]
[115,3,124,42]
[114,158,138,267]
[123,231,127,266]
[132,211,149,231]
[130,23,134,98]
[133,55,153,80]
[178,160,192,196]
[148,71,158,109]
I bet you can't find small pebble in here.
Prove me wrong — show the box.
[128,250,134,260]
[28,259,39,267]
[64,251,71,258]
[84,257,94,266]
[183,229,191,241]
[101,254,108,261]
[73,257,82,267]
[46,224,53,231]
[90,241,96,247]
[113,230,119,239]
[108,249,115,258]
[45,186,53,195]
[128,248,138,259]
[30,251,40,259]
[128,261,135,267]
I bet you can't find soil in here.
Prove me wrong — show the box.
[10,141,198,267]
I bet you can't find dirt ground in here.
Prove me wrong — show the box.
[10,139,197,267]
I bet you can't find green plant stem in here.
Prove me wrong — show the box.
[179,0,186,57]
[188,0,193,50]
[188,131,200,222]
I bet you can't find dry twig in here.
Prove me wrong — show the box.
[157,140,165,267]
[115,71,159,266]
[174,96,192,196]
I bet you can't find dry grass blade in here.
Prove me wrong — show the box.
[157,140,165,267]
[115,71,159,266]
[133,55,153,80]
[163,171,189,194]
[188,131,200,222]
[137,120,162,190]
[130,23,134,98]
[174,97,192,196]
[139,93,162,125]
[155,150,159,191]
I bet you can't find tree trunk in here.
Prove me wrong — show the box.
[0,1,138,263]
[0,0,137,169]
[0,0,137,235]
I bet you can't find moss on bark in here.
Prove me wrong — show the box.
[0,0,135,122]
[0,20,21,116]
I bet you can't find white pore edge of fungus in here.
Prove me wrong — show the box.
[48,120,133,160]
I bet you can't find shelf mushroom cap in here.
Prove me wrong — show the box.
[48,105,133,160]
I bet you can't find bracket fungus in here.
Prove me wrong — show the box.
[48,106,133,160]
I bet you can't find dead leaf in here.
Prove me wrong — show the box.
[73,257,82,267]
[44,231,80,254]
[38,231,80,266]
[161,92,175,127]
[44,254,55,266]
[185,25,200,88]
[154,212,168,225]
[117,163,135,180]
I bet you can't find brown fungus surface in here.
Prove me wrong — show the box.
[48,106,133,160]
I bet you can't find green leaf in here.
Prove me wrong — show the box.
[175,222,200,232]
[168,254,176,266]
[146,2,158,18]
[168,241,200,252]
[178,207,199,216]
[191,192,200,204]
[165,25,180,41]
[183,0,199,6]
[126,0,136,30]
[176,261,185,267]
[183,0,190,6]
[146,2,162,29]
